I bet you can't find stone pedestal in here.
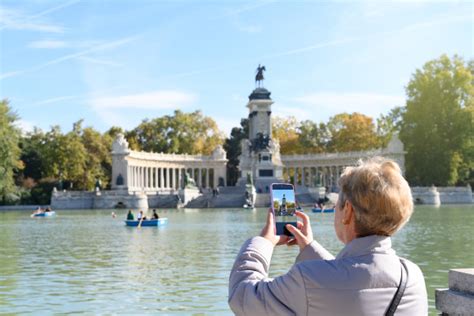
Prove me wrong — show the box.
[436,269,474,315]
[179,188,201,205]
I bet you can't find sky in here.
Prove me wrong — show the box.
[0,0,472,136]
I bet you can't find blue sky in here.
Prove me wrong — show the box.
[0,0,472,136]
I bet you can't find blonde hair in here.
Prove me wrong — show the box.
[337,157,413,236]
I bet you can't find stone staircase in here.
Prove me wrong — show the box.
[184,186,248,208]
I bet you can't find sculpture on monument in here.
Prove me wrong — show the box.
[255,64,266,87]
[184,172,198,189]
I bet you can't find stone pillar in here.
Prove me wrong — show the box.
[169,168,173,189]
[436,269,474,315]
[198,168,202,188]
[302,167,306,187]
[159,167,164,189]
[171,168,178,189]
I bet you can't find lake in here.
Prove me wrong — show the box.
[0,205,472,315]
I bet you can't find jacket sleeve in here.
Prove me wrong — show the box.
[295,240,335,263]
[228,236,307,316]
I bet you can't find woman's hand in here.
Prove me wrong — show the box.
[260,209,290,246]
[286,211,314,251]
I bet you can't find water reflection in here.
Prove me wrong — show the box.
[0,205,472,314]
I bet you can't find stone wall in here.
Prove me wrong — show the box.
[436,269,474,315]
[411,186,472,205]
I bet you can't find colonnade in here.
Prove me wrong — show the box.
[282,165,347,190]
[127,166,217,191]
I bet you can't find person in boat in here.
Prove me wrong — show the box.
[33,207,43,215]
[137,210,147,221]
[229,157,427,315]
[44,207,52,212]
[152,209,159,219]
[127,210,134,220]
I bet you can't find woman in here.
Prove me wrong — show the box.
[229,157,427,315]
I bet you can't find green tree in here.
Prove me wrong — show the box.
[298,120,329,153]
[127,110,224,155]
[224,119,248,186]
[0,100,21,203]
[400,55,473,186]
[81,127,112,190]
[327,112,379,152]
[376,106,404,147]
[272,116,303,154]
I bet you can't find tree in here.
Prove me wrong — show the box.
[376,106,404,148]
[81,127,112,190]
[327,112,379,152]
[298,120,329,153]
[0,99,21,203]
[272,116,303,154]
[400,55,473,186]
[224,119,248,186]
[127,110,224,155]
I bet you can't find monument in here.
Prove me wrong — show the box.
[238,65,284,193]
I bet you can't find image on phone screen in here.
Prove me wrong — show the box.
[272,184,296,217]
[271,183,297,236]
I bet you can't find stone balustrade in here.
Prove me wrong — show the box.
[436,269,474,315]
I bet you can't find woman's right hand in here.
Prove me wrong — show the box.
[286,211,314,251]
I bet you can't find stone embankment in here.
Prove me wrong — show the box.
[411,186,472,205]
[436,269,474,315]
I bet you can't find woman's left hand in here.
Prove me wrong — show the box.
[260,209,290,246]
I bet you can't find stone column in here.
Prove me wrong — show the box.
[169,167,172,189]
[302,167,306,187]
[159,167,164,189]
[173,168,178,189]
[198,168,202,188]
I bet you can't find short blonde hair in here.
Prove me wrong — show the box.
[337,157,413,236]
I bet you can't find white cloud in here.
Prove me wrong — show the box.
[28,40,68,49]
[77,56,122,67]
[222,0,275,17]
[90,90,197,110]
[1,35,138,81]
[31,95,79,106]
[0,70,26,80]
[286,92,405,122]
[14,119,35,134]
[0,3,72,33]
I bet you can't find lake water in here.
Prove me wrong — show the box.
[0,205,472,315]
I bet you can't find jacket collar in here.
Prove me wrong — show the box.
[336,235,395,259]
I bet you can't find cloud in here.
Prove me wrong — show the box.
[222,0,276,17]
[77,56,122,67]
[31,95,79,106]
[14,119,35,134]
[0,0,79,33]
[28,40,68,49]
[1,35,138,81]
[90,90,197,110]
[291,92,405,122]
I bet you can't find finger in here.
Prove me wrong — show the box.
[287,238,297,246]
[266,209,274,226]
[296,221,304,230]
[286,224,305,241]
[295,211,310,227]
[276,235,290,246]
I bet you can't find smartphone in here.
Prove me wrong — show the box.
[271,183,297,236]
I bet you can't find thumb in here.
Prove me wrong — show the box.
[286,224,305,241]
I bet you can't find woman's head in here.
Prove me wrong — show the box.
[336,157,413,237]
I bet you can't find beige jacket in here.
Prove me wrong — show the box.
[229,235,427,315]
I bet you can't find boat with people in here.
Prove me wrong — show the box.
[31,207,56,217]
[124,218,168,227]
[311,207,335,213]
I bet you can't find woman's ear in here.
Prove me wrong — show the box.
[343,200,354,225]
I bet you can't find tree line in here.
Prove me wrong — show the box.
[0,54,472,205]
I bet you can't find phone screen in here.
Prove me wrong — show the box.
[271,183,297,236]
